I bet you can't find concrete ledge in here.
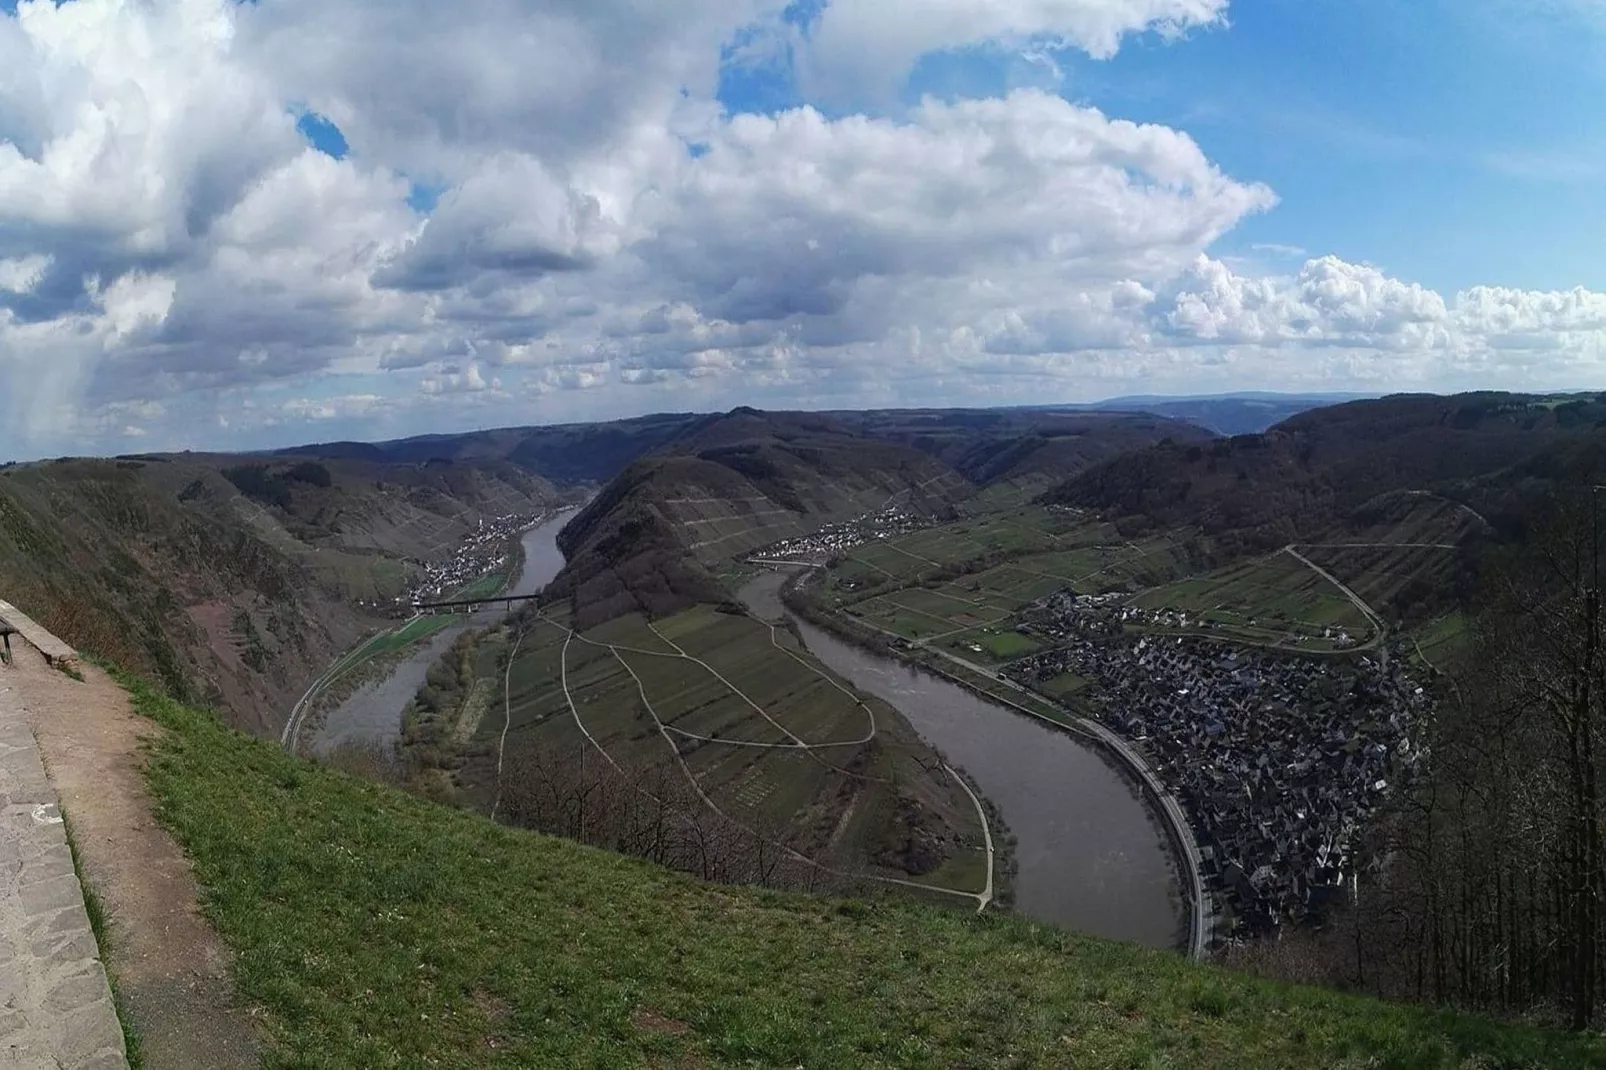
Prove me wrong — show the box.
[0,601,77,670]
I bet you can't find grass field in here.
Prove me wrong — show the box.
[939,627,1043,664]
[451,571,508,601]
[125,674,1605,1069]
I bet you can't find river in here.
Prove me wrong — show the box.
[312,509,575,755]
[737,571,1184,949]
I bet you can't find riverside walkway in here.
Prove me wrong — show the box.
[0,655,126,1068]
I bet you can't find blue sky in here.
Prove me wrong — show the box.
[2,0,1604,457]
[723,0,1606,294]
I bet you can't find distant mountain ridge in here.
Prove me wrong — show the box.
[1066,392,1378,436]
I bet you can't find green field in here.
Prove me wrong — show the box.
[125,674,1603,1069]
[451,571,508,601]
[1132,554,1374,646]
[940,627,1043,664]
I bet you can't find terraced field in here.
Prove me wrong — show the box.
[828,507,1189,646]
[473,605,993,898]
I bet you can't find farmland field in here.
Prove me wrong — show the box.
[1131,553,1374,643]
[475,605,991,896]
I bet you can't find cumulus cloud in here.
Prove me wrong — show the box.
[796,0,1229,104]
[0,0,1603,459]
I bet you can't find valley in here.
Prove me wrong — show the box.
[3,391,1604,1063]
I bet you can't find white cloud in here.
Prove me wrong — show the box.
[0,254,49,294]
[0,0,1604,459]
[797,0,1229,104]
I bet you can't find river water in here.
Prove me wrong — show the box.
[737,571,1183,948]
[312,509,575,755]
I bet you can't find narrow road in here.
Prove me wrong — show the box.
[489,624,531,820]
[1284,546,1389,667]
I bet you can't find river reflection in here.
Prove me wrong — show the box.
[738,570,1183,948]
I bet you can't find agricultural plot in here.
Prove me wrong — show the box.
[489,602,988,895]
[1131,554,1373,645]
[1040,671,1091,698]
[451,571,507,601]
[1295,543,1463,626]
[938,627,1045,665]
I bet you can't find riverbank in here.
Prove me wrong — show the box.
[739,570,1182,948]
[305,510,577,757]
[779,567,1211,958]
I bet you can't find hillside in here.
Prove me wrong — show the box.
[277,411,699,486]
[1082,392,1374,436]
[833,407,1213,507]
[121,672,1605,1068]
[1046,392,1606,558]
[0,453,563,733]
[551,409,972,628]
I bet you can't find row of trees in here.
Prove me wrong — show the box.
[497,739,853,895]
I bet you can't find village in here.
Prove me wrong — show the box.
[1006,591,1427,939]
[397,510,546,610]
[748,502,931,564]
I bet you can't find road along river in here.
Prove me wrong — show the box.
[737,571,1185,950]
[311,509,575,755]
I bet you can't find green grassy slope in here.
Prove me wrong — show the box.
[126,674,1603,1069]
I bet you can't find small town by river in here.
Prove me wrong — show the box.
[312,509,575,755]
[737,571,1185,949]
[310,525,1185,951]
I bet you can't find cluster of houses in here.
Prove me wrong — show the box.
[1007,597,1428,938]
[750,504,929,565]
[400,511,544,608]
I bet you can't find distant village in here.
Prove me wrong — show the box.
[1007,589,1427,939]
[749,503,930,564]
[393,510,546,611]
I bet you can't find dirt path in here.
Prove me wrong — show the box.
[5,645,261,1069]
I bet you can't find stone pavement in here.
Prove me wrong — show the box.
[0,681,127,1069]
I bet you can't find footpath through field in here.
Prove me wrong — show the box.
[0,673,125,1069]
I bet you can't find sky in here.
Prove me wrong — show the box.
[1,0,1604,458]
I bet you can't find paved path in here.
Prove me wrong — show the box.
[0,685,126,1070]
[1284,546,1390,667]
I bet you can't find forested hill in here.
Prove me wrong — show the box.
[275,411,699,486]
[830,407,1213,498]
[0,453,564,733]
[550,409,973,627]
[1044,392,1606,556]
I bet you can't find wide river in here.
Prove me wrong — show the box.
[312,526,1184,948]
[737,571,1184,949]
[313,509,575,755]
